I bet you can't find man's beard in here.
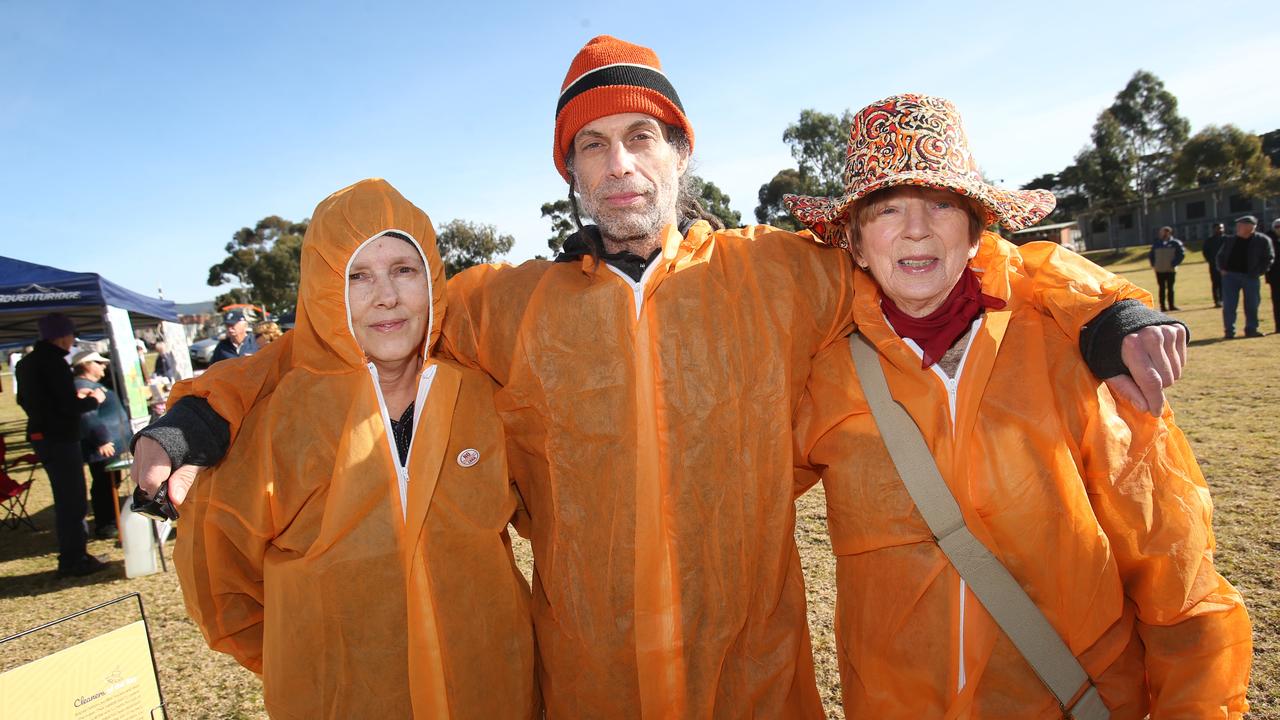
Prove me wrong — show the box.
[578,171,679,251]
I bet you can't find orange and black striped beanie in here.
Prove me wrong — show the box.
[554,35,694,182]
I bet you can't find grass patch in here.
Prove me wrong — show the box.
[2,251,1275,717]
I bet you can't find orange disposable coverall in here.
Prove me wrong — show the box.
[794,234,1252,718]
[172,219,1155,719]
[173,179,537,719]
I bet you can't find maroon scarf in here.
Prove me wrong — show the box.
[880,266,1006,368]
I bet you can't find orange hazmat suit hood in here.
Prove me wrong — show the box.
[292,178,446,375]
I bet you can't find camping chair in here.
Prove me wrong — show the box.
[0,468,36,530]
[1,434,39,474]
[0,434,40,530]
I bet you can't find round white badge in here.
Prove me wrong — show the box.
[456,449,480,468]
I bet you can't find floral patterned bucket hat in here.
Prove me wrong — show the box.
[783,94,1056,248]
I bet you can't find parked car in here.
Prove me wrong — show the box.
[189,337,220,367]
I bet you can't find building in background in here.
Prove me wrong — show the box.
[1076,184,1280,251]
[1010,221,1082,251]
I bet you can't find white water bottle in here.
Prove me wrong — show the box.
[119,501,159,578]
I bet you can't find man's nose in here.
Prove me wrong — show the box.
[605,142,636,178]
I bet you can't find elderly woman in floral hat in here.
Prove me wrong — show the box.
[788,95,1251,718]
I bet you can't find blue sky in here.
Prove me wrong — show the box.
[3,0,1276,303]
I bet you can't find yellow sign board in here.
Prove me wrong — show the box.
[0,620,163,719]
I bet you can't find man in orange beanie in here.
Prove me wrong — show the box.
[134,35,1191,718]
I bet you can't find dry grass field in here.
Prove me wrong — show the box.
[1,244,1276,718]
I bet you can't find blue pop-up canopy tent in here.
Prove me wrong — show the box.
[0,256,178,345]
[1,256,185,425]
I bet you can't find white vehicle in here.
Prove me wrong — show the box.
[189,337,220,367]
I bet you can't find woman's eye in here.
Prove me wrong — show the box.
[348,272,368,281]
[395,265,418,275]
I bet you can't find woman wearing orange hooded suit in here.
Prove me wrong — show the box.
[789,95,1252,718]
[173,179,538,719]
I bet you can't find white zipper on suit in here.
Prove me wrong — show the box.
[898,315,982,694]
[605,257,662,320]
[368,363,437,520]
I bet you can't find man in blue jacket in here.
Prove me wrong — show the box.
[209,309,259,364]
[1218,215,1276,338]
[1149,225,1186,311]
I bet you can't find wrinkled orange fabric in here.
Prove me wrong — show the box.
[794,235,1252,719]
[173,179,538,719]
[171,222,1157,718]
[443,224,853,718]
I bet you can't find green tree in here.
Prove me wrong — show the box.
[207,215,308,314]
[541,200,575,255]
[1021,173,1057,192]
[690,175,741,228]
[781,109,853,193]
[755,109,852,229]
[755,169,808,230]
[1079,110,1139,209]
[1176,124,1279,197]
[212,287,254,312]
[1107,70,1190,197]
[1020,163,1090,224]
[436,219,515,277]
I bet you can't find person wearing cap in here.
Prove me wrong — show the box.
[131,37,1189,717]
[15,313,109,577]
[790,94,1251,718]
[1216,215,1275,338]
[1204,223,1227,307]
[174,180,537,718]
[210,308,259,364]
[1148,226,1185,311]
[71,350,130,539]
[1267,219,1280,332]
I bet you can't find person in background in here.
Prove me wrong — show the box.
[152,339,178,381]
[71,350,130,539]
[1149,225,1185,311]
[253,320,282,345]
[1203,222,1226,307]
[15,313,108,577]
[1217,215,1275,338]
[210,309,259,364]
[1268,219,1280,333]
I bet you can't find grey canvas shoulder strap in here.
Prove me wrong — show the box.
[847,333,1109,720]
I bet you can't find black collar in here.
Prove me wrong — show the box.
[554,223,695,282]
